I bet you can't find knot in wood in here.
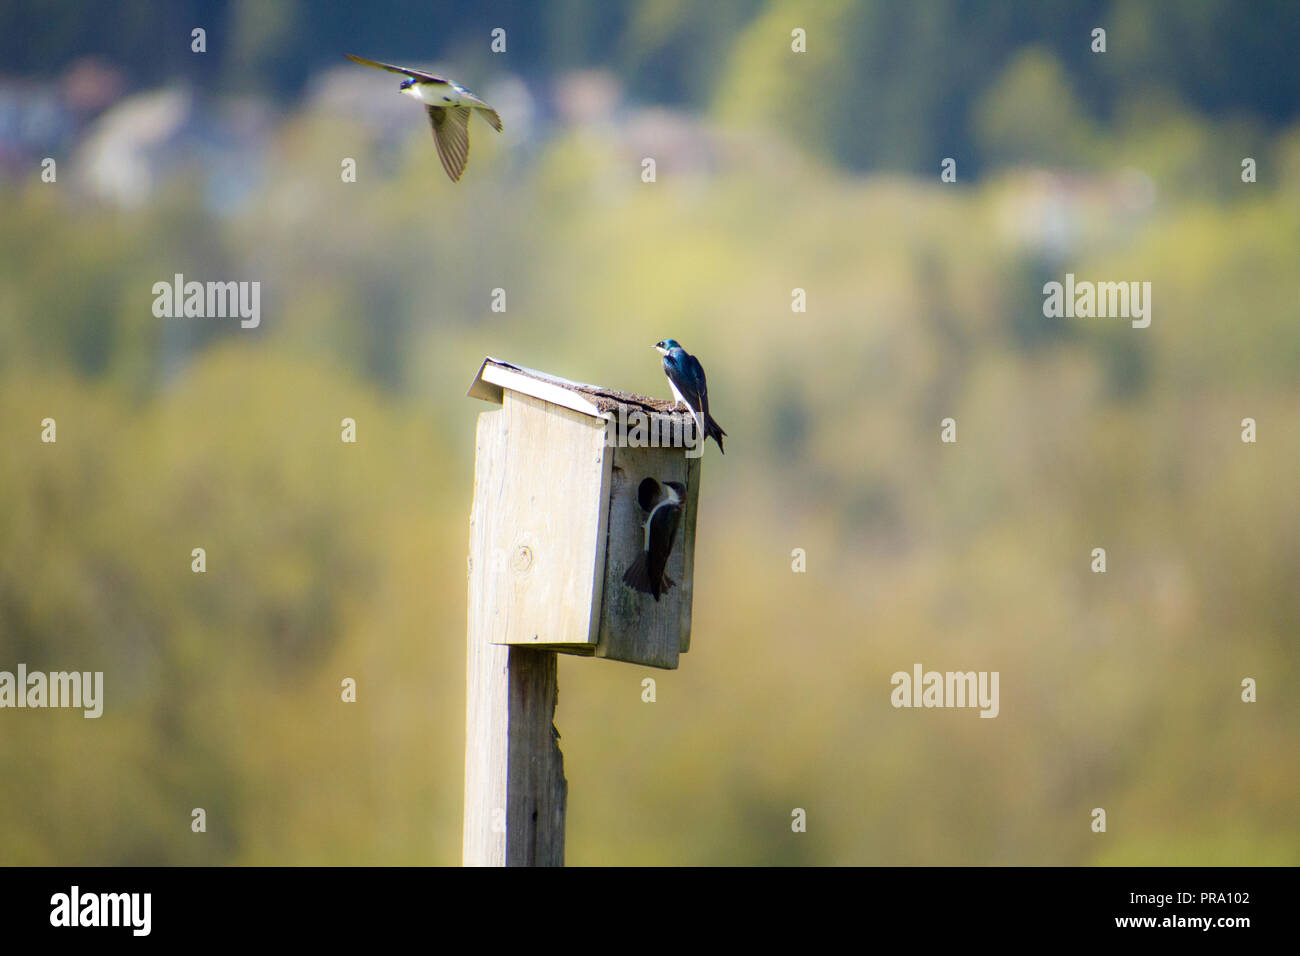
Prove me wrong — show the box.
[512,545,534,572]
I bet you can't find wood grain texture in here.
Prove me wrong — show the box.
[678,454,702,653]
[464,408,510,864]
[465,409,566,865]
[505,648,566,866]
[470,391,611,648]
[467,407,507,658]
[594,444,699,668]
[462,642,566,866]
[462,601,510,865]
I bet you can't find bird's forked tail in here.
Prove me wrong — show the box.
[705,413,726,454]
[622,553,676,601]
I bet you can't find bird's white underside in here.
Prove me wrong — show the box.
[642,485,683,550]
[401,83,459,106]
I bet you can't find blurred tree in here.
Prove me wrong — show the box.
[973,46,1099,168]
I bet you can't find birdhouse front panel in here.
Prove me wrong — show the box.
[468,390,612,650]
[594,442,701,669]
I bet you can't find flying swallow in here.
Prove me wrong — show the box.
[654,339,726,453]
[623,480,686,601]
[345,53,502,182]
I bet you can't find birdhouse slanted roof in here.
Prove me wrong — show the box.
[467,357,687,421]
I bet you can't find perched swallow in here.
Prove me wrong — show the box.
[623,480,686,601]
[346,53,502,182]
[654,339,726,453]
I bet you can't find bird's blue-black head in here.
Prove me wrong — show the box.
[653,339,682,355]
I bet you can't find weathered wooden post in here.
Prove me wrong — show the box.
[463,358,703,865]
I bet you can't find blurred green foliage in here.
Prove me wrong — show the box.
[6,0,1300,175]
[1,0,1298,864]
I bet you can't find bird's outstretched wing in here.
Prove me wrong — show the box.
[345,53,446,83]
[475,106,503,132]
[427,105,471,182]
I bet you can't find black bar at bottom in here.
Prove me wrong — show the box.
[0,865,1279,941]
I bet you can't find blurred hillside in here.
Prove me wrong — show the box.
[1,0,1298,865]
[5,0,1300,177]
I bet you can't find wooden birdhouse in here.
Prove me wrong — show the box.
[466,357,703,669]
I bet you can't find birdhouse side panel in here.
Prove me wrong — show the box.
[473,391,611,647]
